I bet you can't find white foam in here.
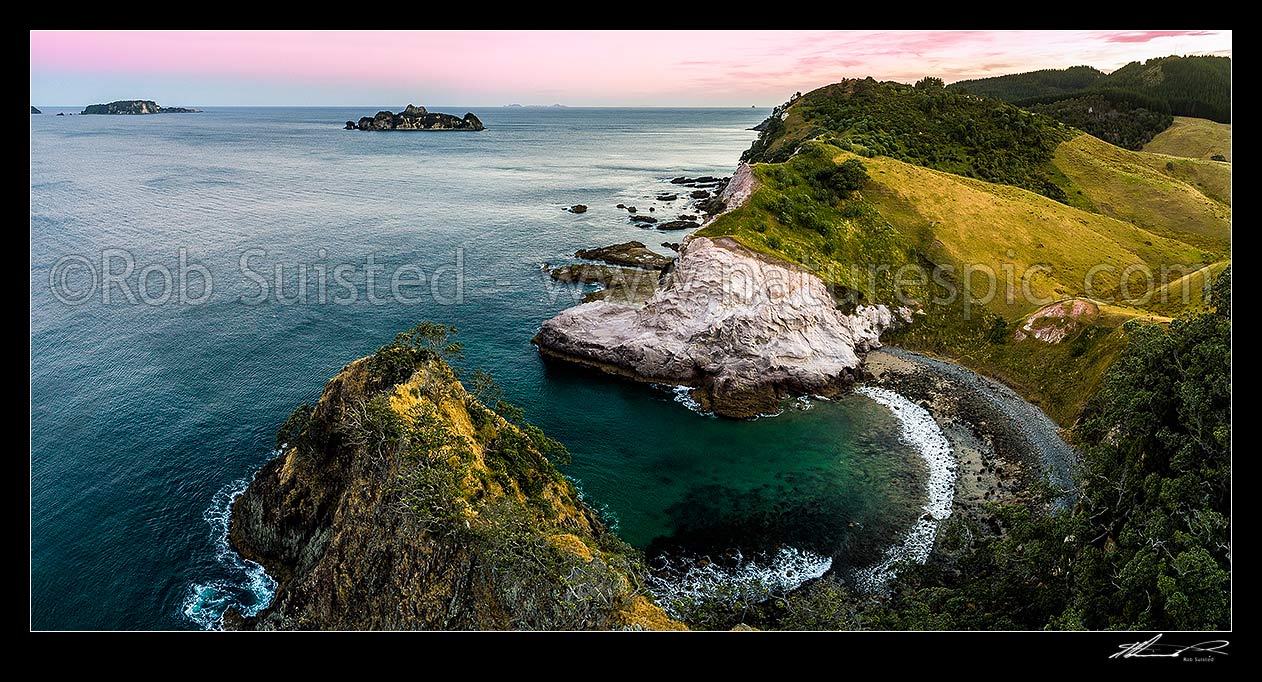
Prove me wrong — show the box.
[646,547,833,619]
[182,476,278,630]
[667,384,715,417]
[565,474,621,532]
[854,386,957,592]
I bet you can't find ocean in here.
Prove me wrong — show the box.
[30,106,927,629]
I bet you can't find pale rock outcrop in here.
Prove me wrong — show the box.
[711,162,757,221]
[534,235,895,417]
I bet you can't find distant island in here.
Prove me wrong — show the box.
[346,104,485,131]
[31,106,41,114]
[81,100,201,115]
[503,104,567,108]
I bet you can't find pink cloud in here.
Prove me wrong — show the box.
[1103,30,1217,44]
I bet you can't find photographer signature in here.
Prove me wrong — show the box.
[1111,634,1229,660]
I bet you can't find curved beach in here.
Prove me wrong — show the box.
[863,347,1080,522]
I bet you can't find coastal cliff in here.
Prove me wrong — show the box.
[349,104,485,131]
[535,235,899,418]
[226,327,680,630]
[81,100,200,114]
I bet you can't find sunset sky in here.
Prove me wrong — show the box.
[29,30,1232,107]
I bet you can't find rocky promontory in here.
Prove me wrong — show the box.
[226,331,681,630]
[31,106,41,114]
[81,100,201,115]
[534,235,898,418]
[349,104,485,131]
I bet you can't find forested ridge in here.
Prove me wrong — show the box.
[949,55,1231,149]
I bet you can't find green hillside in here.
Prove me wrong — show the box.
[1052,133,1231,250]
[1102,55,1231,122]
[701,139,1220,423]
[741,78,1078,202]
[1143,116,1232,161]
[713,77,1231,631]
[949,65,1104,101]
[949,55,1231,122]
[947,56,1231,150]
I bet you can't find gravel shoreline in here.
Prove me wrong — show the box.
[862,347,1080,522]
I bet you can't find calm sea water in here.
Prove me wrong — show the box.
[30,106,924,629]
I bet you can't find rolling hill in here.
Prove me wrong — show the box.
[1142,116,1232,162]
[707,77,1230,423]
[949,55,1231,122]
[947,56,1231,150]
[722,72,1231,633]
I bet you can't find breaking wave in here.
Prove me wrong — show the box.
[853,386,956,592]
[181,477,277,630]
[646,547,833,619]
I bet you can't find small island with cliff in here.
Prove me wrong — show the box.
[81,100,201,115]
[346,104,485,131]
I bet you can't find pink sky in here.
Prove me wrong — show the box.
[29,30,1232,106]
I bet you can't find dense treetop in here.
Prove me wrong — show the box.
[949,55,1231,123]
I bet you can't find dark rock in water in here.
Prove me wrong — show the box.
[630,215,658,224]
[626,206,637,213]
[648,207,654,212]
[81,100,201,115]
[616,204,626,209]
[656,193,678,201]
[677,214,697,222]
[568,204,588,213]
[575,241,674,270]
[549,263,663,304]
[31,106,41,114]
[657,220,701,231]
[56,112,65,116]
[662,242,681,252]
[344,120,356,130]
[690,190,711,199]
[351,103,485,131]
[695,196,727,216]
[670,176,722,186]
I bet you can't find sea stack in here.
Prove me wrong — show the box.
[349,104,485,131]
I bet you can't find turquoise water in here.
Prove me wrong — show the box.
[30,106,924,629]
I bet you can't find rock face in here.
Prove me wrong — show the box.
[81,100,201,114]
[534,236,896,418]
[1014,299,1099,343]
[352,104,485,131]
[227,352,681,630]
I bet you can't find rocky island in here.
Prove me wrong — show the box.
[81,100,201,115]
[347,104,485,131]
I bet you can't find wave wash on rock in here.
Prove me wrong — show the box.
[534,234,898,418]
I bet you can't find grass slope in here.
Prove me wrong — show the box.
[1142,116,1232,162]
[742,79,1078,202]
[1052,134,1231,251]
[699,144,1222,423]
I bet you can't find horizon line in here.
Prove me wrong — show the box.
[30,104,779,109]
